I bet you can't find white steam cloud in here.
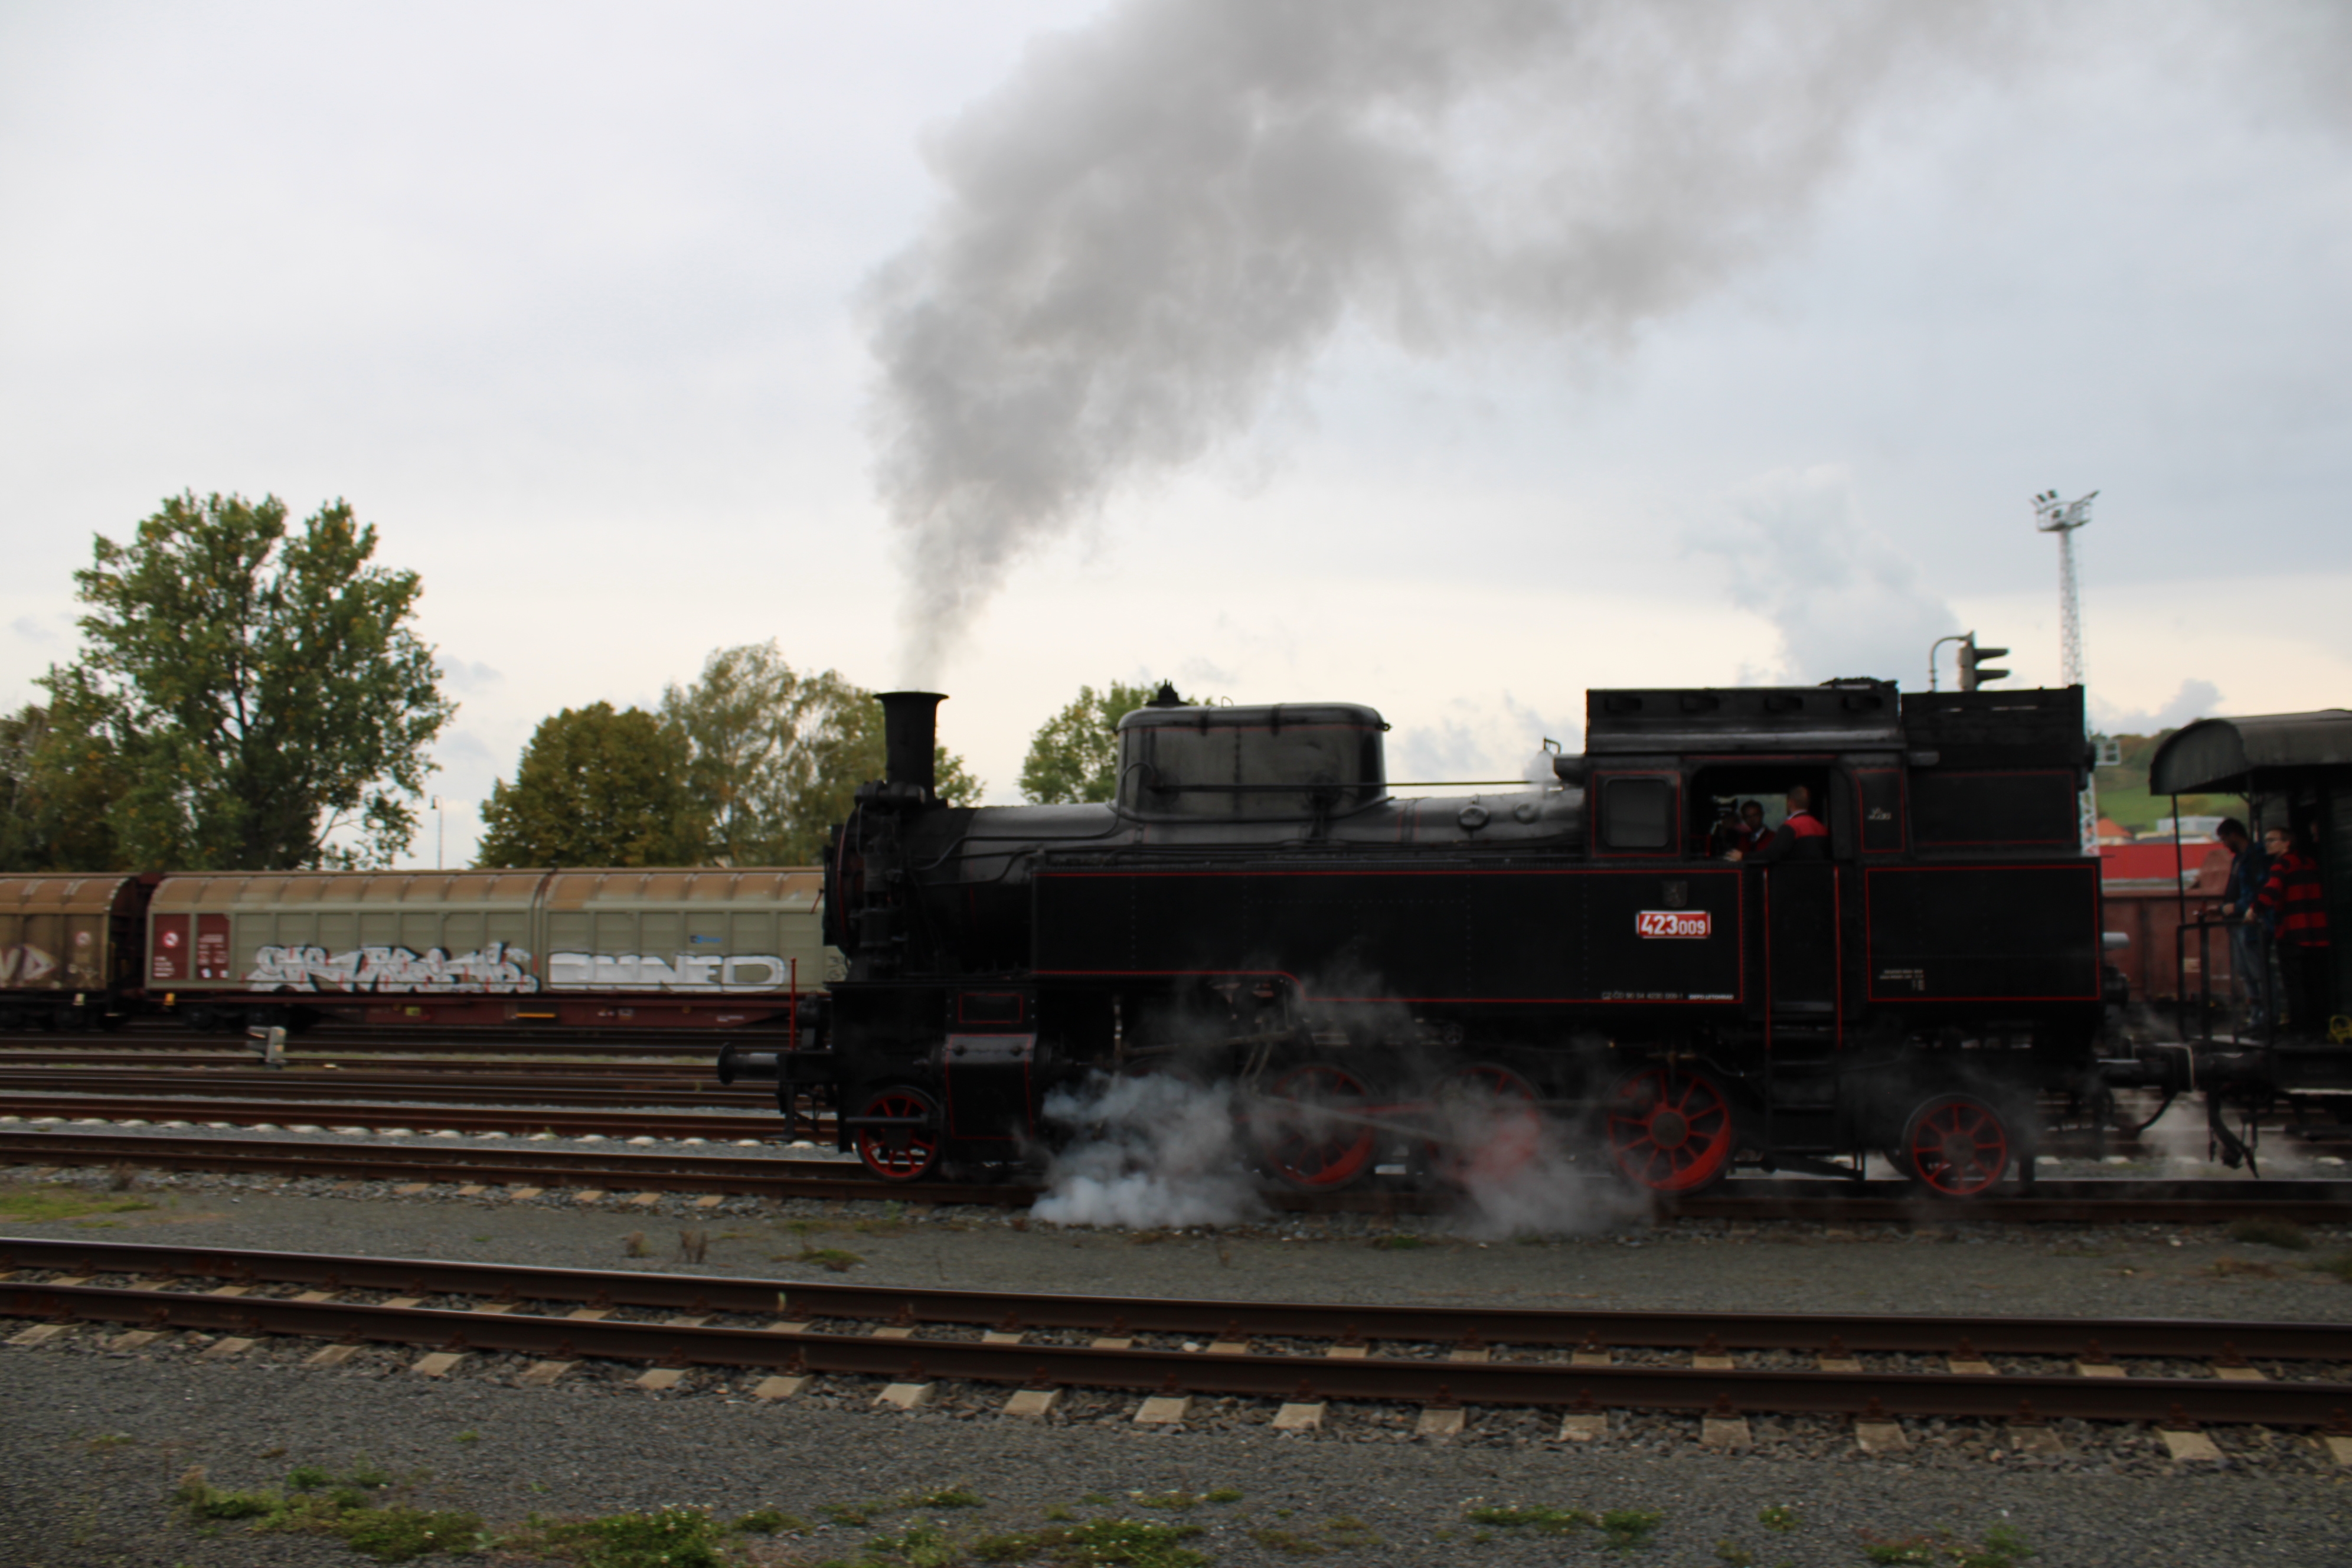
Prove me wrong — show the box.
[1027,1064,1647,1239]
[862,0,2008,683]
[1691,464,1958,685]
[1029,1072,1266,1229]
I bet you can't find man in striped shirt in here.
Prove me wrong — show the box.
[2250,824,2334,1038]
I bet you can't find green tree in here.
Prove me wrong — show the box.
[1020,681,1188,804]
[660,643,984,864]
[474,703,695,867]
[35,492,454,870]
[0,703,133,872]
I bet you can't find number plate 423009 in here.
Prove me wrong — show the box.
[1635,910,1711,939]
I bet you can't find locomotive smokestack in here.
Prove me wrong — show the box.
[878,691,945,797]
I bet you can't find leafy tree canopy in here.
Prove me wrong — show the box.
[30,492,453,870]
[0,704,128,873]
[474,703,695,868]
[1020,680,1193,804]
[659,642,981,865]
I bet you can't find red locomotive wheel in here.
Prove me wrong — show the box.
[854,1086,942,1182]
[1900,1092,2011,1198]
[1605,1064,1736,1193]
[1429,1063,1544,1187]
[1260,1062,1378,1191]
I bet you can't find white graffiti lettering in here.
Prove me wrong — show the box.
[247,942,540,995]
[545,952,790,993]
[1,945,58,985]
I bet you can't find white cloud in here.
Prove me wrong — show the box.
[1686,465,1959,687]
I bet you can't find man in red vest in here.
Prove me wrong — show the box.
[2250,824,2334,1038]
[1726,786,1828,863]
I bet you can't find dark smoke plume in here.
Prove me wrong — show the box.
[860,0,2007,681]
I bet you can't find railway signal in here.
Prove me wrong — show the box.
[1956,633,2011,691]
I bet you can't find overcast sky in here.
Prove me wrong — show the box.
[4,0,2346,867]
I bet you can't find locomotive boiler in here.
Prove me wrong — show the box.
[797,680,2119,1197]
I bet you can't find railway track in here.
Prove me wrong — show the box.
[0,1094,790,1139]
[5,1237,2350,1436]
[0,1051,723,1078]
[1,1027,756,1057]
[0,1070,766,1109]
[8,1128,2352,1223]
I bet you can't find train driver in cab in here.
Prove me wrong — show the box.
[1724,785,1829,863]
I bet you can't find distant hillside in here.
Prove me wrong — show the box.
[2093,729,2235,834]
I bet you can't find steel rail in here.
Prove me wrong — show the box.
[0,1054,725,1078]
[4,1243,2350,1426]
[0,1074,767,1109]
[11,1129,2352,1221]
[0,1131,1004,1203]
[0,1095,790,1138]
[1,1030,750,1056]
[6,1238,2351,1361]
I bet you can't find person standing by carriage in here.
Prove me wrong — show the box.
[2215,818,2271,1031]
[2250,823,2333,1038]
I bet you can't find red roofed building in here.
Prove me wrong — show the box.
[2101,837,2235,1002]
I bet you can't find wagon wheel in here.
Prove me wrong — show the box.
[1899,1092,2011,1198]
[853,1085,942,1182]
[1605,1063,1737,1193]
[1258,1061,1377,1192]
[1427,1063,1544,1188]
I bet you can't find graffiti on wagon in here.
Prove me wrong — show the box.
[546,952,793,991]
[244,944,799,994]
[248,942,539,994]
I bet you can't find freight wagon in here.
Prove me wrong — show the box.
[0,868,835,1035]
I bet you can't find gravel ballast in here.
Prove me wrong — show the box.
[8,1154,2352,1565]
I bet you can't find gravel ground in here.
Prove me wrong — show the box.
[7,1349,2349,1568]
[8,1138,2352,1566]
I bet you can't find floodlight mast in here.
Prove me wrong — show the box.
[2034,488,2100,852]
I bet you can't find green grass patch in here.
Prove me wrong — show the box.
[175,1467,484,1563]
[908,1485,986,1510]
[2316,1253,2352,1283]
[0,1181,156,1224]
[1201,1488,1242,1505]
[825,1518,959,1566]
[1759,1504,1799,1532]
[2228,1216,2312,1251]
[1459,1504,1661,1549]
[1716,1543,1754,1566]
[505,1504,733,1567]
[335,1507,485,1562]
[1463,1504,1598,1534]
[1599,1510,1666,1550]
[969,1518,1207,1567]
[286,1465,334,1492]
[188,1487,285,1520]
[1861,1524,2034,1568]
[733,1507,805,1535]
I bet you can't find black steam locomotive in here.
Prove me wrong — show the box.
[785,680,2121,1197]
